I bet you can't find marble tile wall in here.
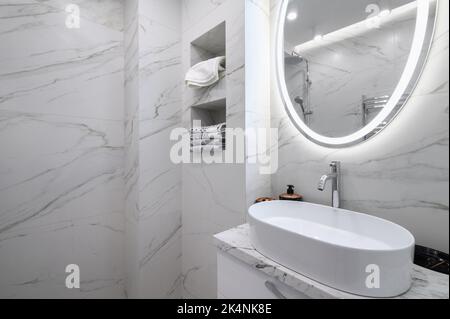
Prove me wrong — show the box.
[270,0,449,253]
[181,0,247,299]
[124,0,140,299]
[0,0,126,298]
[137,0,182,299]
[245,0,272,208]
[123,0,182,299]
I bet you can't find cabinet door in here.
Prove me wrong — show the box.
[217,250,310,299]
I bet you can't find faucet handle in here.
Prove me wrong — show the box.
[330,161,340,167]
[330,161,341,174]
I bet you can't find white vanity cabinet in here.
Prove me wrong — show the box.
[217,250,310,299]
[215,225,450,300]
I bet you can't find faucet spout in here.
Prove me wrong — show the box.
[318,174,335,191]
[318,176,326,191]
[318,162,341,208]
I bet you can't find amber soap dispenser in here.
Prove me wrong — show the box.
[279,185,303,202]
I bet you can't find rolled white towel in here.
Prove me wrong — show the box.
[190,123,226,134]
[185,56,226,88]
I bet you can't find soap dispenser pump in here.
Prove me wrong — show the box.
[279,185,303,202]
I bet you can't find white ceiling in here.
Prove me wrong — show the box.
[285,0,415,47]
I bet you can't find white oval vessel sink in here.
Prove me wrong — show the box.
[248,201,415,298]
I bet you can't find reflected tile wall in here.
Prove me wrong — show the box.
[288,16,416,137]
[0,0,125,298]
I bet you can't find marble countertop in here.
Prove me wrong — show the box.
[214,224,449,299]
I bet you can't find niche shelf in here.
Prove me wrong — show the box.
[191,21,226,66]
[191,98,226,127]
[191,98,227,152]
[188,21,227,109]
[189,22,227,152]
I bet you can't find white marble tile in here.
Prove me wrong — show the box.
[123,0,140,299]
[0,209,125,299]
[0,0,124,121]
[0,0,125,298]
[181,0,229,34]
[181,0,248,299]
[123,0,183,299]
[0,112,125,298]
[245,0,272,207]
[0,111,124,232]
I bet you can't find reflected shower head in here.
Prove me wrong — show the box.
[294,96,313,119]
[294,96,304,106]
[294,96,307,116]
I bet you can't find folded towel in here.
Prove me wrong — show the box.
[190,127,202,134]
[185,56,226,88]
[190,122,226,152]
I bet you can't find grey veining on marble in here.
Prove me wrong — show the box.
[215,224,450,299]
[245,0,272,208]
[181,0,251,299]
[123,0,182,299]
[0,0,125,298]
[123,0,141,299]
[270,0,449,253]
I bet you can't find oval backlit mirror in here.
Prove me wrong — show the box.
[276,0,438,147]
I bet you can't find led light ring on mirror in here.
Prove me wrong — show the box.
[276,0,433,148]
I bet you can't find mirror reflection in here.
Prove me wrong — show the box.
[283,0,435,140]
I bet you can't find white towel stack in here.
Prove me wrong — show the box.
[185,56,226,88]
[190,123,226,153]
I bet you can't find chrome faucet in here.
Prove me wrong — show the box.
[318,161,341,208]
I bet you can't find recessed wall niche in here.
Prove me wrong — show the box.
[191,98,227,127]
[189,21,227,146]
[191,21,226,66]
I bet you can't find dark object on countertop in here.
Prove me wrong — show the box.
[254,197,275,204]
[279,185,303,202]
[414,245,449,275]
